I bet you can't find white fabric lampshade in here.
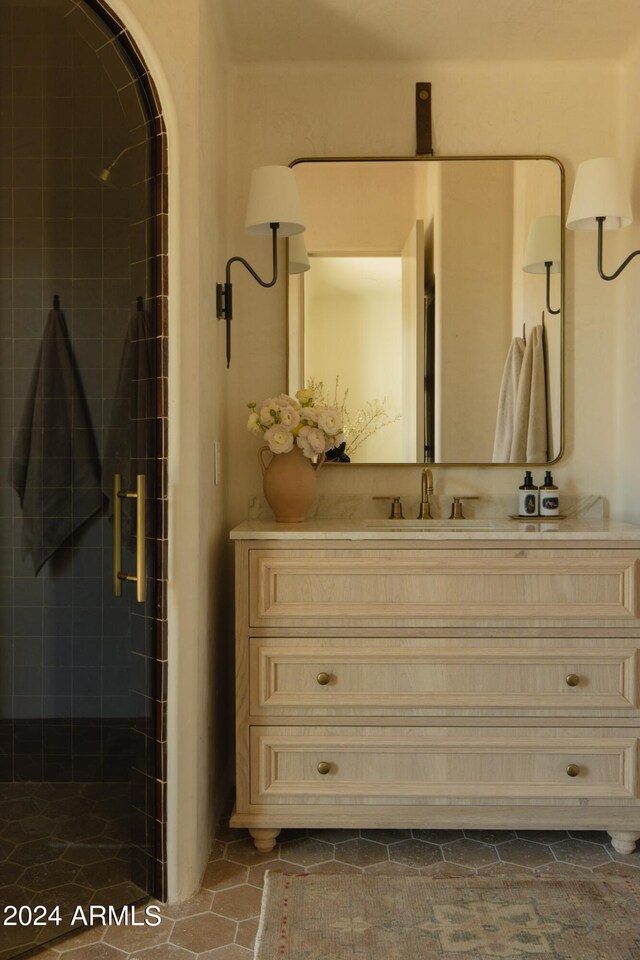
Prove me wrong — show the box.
[522,215,562,274]
[288,233,310,274]
[244,166,305,238]
[566,157,633,231]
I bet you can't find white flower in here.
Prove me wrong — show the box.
[247,411,262,434]
[272,392,297,409]
[316,406,342,436]
[302,406,319,424]
[297,425,326,458]
[264,424,294,454]
[296,388,315,405]
[328,432,345,449]
[279,407,301,430]
[259,404,277,426]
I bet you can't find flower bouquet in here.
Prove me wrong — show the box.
[247,389,344,521]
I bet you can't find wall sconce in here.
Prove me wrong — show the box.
[288,233,310,275]
[522,214,561,315]
[217,165,305,366]
[566,156,638,281]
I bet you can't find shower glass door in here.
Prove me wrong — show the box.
[0,1,161,956]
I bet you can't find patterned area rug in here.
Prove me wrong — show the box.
[254,873,640,959]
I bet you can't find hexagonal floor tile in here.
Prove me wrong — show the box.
[360,829,412,844]
[497,839,554,868]
[411,829,464,844]
[388,839,443,868]
[213,883,263,921]
[334,838,388,867]
[551,838,611,868]
[202,858,249,891]
[235,916,259,949]
[443,839,499,869]
[277,838,333,866]
[225,839,279,867]
[247,858,305,887]
[464,829,517,845]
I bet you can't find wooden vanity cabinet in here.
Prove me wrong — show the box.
[231,538,640,855]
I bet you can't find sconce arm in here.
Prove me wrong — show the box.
[544,262,561,315]
[597,216,640,281]
[216,223,280,368]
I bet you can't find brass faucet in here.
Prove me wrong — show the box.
[418,467,433,519]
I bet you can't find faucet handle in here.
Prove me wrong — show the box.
[373,496,404,520]
[449,496,479,520]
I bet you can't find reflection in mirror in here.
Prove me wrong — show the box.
[288,158,563,465]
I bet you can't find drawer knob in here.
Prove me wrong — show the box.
[566,764,580,778]
[316,672,331,686]
[317,761,331,775]
[566,674,580,687]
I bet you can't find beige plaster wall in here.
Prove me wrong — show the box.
[227,59,622,517]
[109,0,230,901]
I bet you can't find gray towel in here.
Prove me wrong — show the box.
[102,308,154,534]
[492,336,525,462]
[10,308,105,574]
[510,324,548,463]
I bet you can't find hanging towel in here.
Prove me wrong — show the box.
[510,324,548,463]
[10,307,105,574]
[492,335,525,462]
[102,307,154,535]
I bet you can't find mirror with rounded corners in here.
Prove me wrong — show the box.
[288,156,564,465]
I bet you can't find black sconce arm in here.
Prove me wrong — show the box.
[216,223,279,367]
[544,262,561,315]
[596,216,640,281]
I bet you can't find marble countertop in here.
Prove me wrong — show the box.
[230,518,640,541]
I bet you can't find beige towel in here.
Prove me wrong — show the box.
[492,336,525,462]
[510,325,548,463]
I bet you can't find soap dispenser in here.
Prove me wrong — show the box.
[518,471,538,516]
[539,471,560,516]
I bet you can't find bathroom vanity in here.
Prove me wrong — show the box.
[230,519,640,854]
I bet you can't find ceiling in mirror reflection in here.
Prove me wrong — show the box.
[288,157,563,466]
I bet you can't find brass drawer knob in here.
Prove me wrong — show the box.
[317,761,331,775]
[316,672,331,686]
[566,764,580,777]
[566,674,580,687]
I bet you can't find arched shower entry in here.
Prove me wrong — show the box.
[0,1,168,955]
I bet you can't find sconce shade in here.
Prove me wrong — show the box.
[288,233,310,274]
[566,157,633,231]
[245,166,305,238]
[522,215,562,274]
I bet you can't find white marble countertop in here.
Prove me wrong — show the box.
[230,518,640,541]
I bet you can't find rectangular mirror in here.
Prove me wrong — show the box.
[288,156,564,465]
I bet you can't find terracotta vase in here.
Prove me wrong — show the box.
[258,444,323,522]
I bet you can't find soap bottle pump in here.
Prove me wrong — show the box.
[518,470,538,516]
[539,470,560,516]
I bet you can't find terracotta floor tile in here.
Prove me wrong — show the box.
[277,838,333,866]
[308,828,359,843]
[62,944,126,960]
[443,839,499,869]
[516,829,569,844]
[247,858,305,887]
[213,883,264,921]
[534,861,599,878]
[364,860,420,876]
[334,838,389,867]
[464,829,517,845]
[171,911,236,953]
[551,838,612,868]
[497,838,555,868]
[53,926,105,952]
[135,944,195,960]
[198,946,253,959]
[201,858,249,891]
[224,839,277,867]
[388,839,443,868]
[305,861,363,875]
[360,828,412,844]
[101,915,170,952]
[235,916,259,949]
[159,889,215,919]
[411,829,464,844]
[477,862,536,877]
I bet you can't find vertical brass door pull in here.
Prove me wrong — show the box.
[112,473,146,603]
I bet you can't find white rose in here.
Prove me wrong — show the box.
[264,424,294,454]
[279,407,301,430]
[247,411,262,434]
[297,425,326,458]
[259,404,277,426]
[316,406,342,436]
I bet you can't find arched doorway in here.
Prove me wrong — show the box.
[0,1,168,954]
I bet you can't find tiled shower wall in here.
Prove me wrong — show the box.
[0,0,168,895]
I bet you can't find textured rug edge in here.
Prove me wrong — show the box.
[253,871,274,960]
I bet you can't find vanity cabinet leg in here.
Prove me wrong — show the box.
[608,831,640,855]
[249,828,281,853]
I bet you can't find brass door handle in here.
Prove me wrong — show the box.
[316,672,331,686]
[566,674,580,687]
[317,761,331,775]
[112,473,146,603]
[566,764,580,777]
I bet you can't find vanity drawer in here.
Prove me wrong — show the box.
[250,639,640,713]
[250,726,639,805]
[249,548,640,626]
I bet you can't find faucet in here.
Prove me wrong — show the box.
[418,467,433,519]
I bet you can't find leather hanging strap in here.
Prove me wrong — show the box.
[416,82,433,156]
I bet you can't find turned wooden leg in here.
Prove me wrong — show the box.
[249,828,281,853]
[608,831,640,855]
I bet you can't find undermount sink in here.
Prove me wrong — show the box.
[365,519,505,531]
